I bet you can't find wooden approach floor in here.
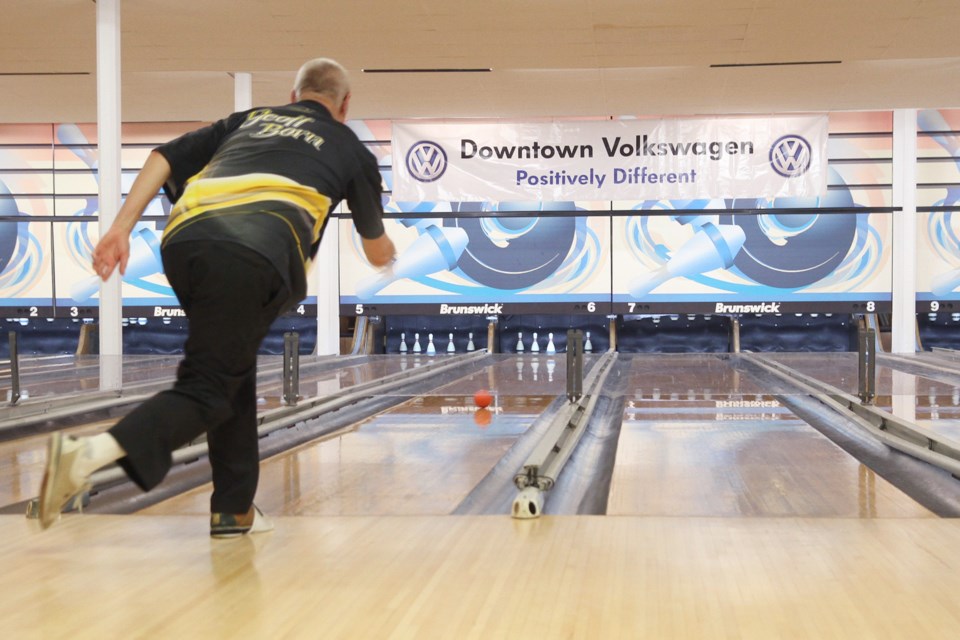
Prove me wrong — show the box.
[5,514,960,639]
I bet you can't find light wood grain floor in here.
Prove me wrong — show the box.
[6,514,960,639]
[608,416,935,518]
[7,353,960,637]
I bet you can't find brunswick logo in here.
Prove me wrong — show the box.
[769,134,812,178]
[406,141,448,182]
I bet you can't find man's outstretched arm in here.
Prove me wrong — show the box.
[92,151,171,280]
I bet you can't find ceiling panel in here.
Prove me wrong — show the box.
[0,0,958,123]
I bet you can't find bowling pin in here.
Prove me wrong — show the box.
[531,332,540,352]
[584,331,593,353]
[355,225,469,298]
[516,331,525,353]
[413,333,422,353]
[546,332,556,355]
[629,223,746,298]
[399,332,408,353]
[447,332,455,353]
[426,333,436,356]
[466,332,475,352]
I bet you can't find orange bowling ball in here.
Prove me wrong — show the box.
[474,389,493,408]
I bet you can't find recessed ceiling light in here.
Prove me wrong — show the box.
[362,68,492,73]
[710,61,841,68]
[0,71,90,76]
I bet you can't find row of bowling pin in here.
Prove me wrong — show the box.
[400,332,476,355]
[514,331,592,354]
[397,331,595,354]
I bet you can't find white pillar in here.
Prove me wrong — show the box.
[97,0,122,390]
[232,72,252,111]
[891,109,918,354]
[314,218,340,355]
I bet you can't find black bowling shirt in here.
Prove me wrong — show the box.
[155,99,385,303]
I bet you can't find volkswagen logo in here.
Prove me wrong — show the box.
[769,134,812,178]
[406,141,448,182]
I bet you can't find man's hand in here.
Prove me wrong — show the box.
[362,233,396,268]
[89,150,173,281]
[92,228,130,280]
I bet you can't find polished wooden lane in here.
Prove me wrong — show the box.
[1,354,182,400]
[142,403,542,517]
[1,352,367,406]
[0,357,451,510]
[5,514,960,638]
[762,352,960,397]
[761,352,960,443]
[610,355,935,517]
[143,355,560,516]
[0,431,45,507]
[608,415,934,517]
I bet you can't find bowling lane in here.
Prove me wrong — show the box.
[142,355,563,517]
[0,355,474,508]
[1,354,183,400]
[3,352,353,402]
[607,354,934,517]
[1,353,386,425]
[757,352,960,444]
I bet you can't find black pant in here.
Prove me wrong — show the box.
[110,241,290,514]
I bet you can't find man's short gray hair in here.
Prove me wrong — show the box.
[293,58,350,103]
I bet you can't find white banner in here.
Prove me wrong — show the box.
[392,115,828,202]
